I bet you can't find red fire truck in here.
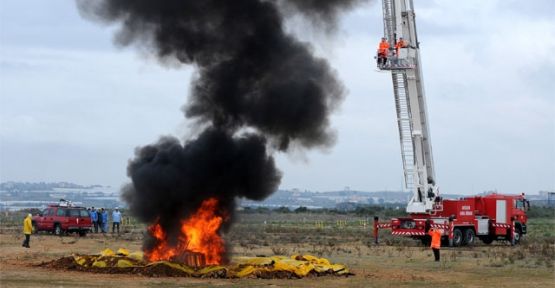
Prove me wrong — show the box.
[374,193,529,246]
[373,0,529,246]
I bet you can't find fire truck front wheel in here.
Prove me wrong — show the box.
[453,228,463,247]
[513,227,522,244]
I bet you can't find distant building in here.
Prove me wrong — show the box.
[548,192,555,207]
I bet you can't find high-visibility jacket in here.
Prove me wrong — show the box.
[429,228,442,249]
[395,40,407,55]
[378,40,390,56]
[23,215,33,235]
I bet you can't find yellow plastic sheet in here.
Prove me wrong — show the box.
[234,256,274,266]
[116,259,135,268]
[92,260,107,268]
[197,265,226,275]
[69,249,351,278]
[128,251,144,261]
[100,248,115,257]
[73,256,87,266]
[147,261,196,275]
[273,258,315,277]
[235,265,258,278]
[116,248,130,256]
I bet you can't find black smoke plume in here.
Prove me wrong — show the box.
[77,0,366,257]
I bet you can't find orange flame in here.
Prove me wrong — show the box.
[145,197,226,265]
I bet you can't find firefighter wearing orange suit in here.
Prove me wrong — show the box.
[395,37,407,56]
[377,37,390,67]
[428,227,442,261]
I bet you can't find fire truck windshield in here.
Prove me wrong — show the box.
[516,200,525,210]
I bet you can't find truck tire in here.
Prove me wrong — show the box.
[513,227,522,245]
[453,228,463,247]
[54,224,62,236]
[78,230,87,237]
[463,229,475,246]
[32,222,38,234]
[481,236,494,245]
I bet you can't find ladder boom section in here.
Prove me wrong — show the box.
[380,0,437,214]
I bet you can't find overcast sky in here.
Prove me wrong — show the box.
[1,0,553,195]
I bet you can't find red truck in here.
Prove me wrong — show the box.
[32,200,92,236]
[373,1,529,247]
[374,193,529,246]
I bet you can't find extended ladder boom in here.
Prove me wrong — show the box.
[380,0,437,214]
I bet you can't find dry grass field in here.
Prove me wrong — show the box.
[1,211,554,287]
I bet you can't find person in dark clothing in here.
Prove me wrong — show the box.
[91,207,98,233]
[97,208,103,233]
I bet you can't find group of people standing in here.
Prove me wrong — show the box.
[89,207,122,234]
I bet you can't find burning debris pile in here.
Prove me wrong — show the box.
[77,0,366,265]
[41,248,352,278]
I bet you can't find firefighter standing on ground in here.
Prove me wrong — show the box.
[377,37,390,67]
[428,227,442,261]
[22,213,32,248]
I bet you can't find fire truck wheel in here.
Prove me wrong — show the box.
[453,228,463,247]
[481,236,494,245]
[32,222,37,234]
[513,227,522,244]
[463,229,475,246]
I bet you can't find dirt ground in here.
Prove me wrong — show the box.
[0,231,553,288]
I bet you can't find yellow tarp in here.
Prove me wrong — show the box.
[234,256,274,266]
[116,259,135,268]
[100,248,115,257]
[70,249,351,278]
[92,260,107,268]
[293,254,331,265]
[73,256,86,266]
[147,261,197,275]
[272,258,315,277]
[128,251,144,261]
[235,265,257,278]
[117,248,130,256]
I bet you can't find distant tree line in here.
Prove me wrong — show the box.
[241,205,554,219]
[526,206,555,218]
[240,205,406,218]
